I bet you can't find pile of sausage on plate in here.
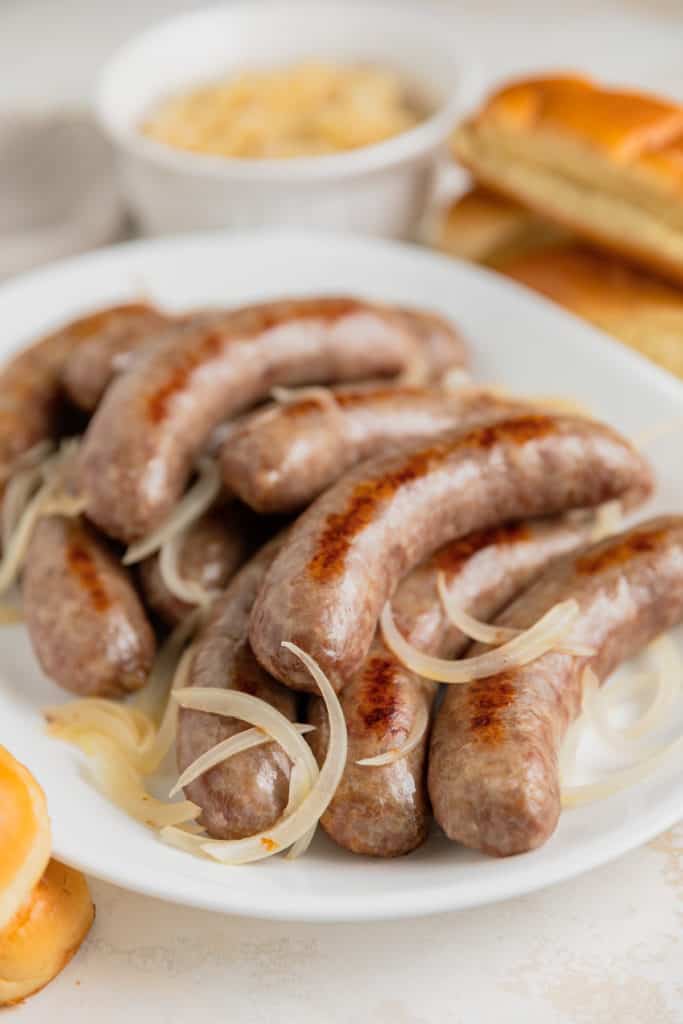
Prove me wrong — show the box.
[2,295,680,860]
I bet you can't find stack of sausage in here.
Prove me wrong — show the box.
[3,292,681,861]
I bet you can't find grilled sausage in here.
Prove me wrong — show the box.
[428,516,683,857]
[221,386,527,514]
[23,516,156,697]
[138,505,253,626]
[177,535,297,839]
[78,297,452,543]
[394,307,467,378]
[308,515,594,856]
[250,414,653,693]
[0,303,155,501]
[61,306,170,411]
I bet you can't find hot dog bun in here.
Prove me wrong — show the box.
[0,746,94,1006]
[435,185,566,265]
[500,243,683,380]
[435,187,683,380]
[452,74,683,284]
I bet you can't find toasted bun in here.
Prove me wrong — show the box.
[452,74,683,285]
[0,746,50,931]
[500,243,683,379]
[0,860,94,1006]
[435,185,566,265]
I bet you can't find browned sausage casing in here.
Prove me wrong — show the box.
[250,414,653,693]
[177,535,297,839]
[308,515,594,856]
[61,306,171,411]
[221,386,527,514]
[429,516,683,857]
[0,303,155,496]
[138,506,253,626]
[23,516,156,696]
[393,308,467,378]
[78,297,461,542]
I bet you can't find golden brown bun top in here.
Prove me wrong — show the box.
[0,860,94,1007]
[436,185,567,265]
[467,73,683,164]
[499,242,683,380]
[501,242,683,313]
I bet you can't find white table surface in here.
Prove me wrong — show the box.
[2,2,683,1020]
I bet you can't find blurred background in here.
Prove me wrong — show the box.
[3,0,683,271]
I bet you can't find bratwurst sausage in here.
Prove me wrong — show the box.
[428,516,683,857]
[79,297,455,543]
[393,308,467,379]
[308,515,594,856]
[221,386,527,514]
[250,414,652,692]
[0,303,156,500]
[61,305,171,411]
[177,535,297,839]
[138,505,253,626]
[23,516,156,697]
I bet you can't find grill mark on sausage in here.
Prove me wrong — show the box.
[433,523,533,575]
[67,303,153,342]
[467,675,517,744]
[66,528,111,613]
[333,386,425,408]
[576,526,669,575]
[357,657,403,734]
[146,330,224,424]
[307,416,554,581]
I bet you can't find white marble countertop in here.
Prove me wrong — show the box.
[2,2,683,1020]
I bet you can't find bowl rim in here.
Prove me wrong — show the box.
[94,0,478,182]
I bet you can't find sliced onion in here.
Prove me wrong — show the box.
[583,638,681,752]
[437,572,520,645]
[1,440,55,552]
[0,474,84,596]
[131,608,204,722]
[436,574,593,656]
[169,723,314,797]
[138,644,196,775]
[590,500,623,543]
[123,457,221,565]
[200,642,347,865]
[561,733,683,808]
[78,734,200,828]
[159,530,220,608]
[45,699,156,766]
[356,699,429,767]
[623,635,683,740]
[380,598,580,683]
[159,825,210,857]
[2,454,48,549]
[174,686,315,771]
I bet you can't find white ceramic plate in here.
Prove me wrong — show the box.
[1,231,682,922]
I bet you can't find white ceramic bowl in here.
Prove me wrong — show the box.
[95,2,477,238]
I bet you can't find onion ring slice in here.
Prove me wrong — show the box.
[123,457,221,565]
[380,598,580,683]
